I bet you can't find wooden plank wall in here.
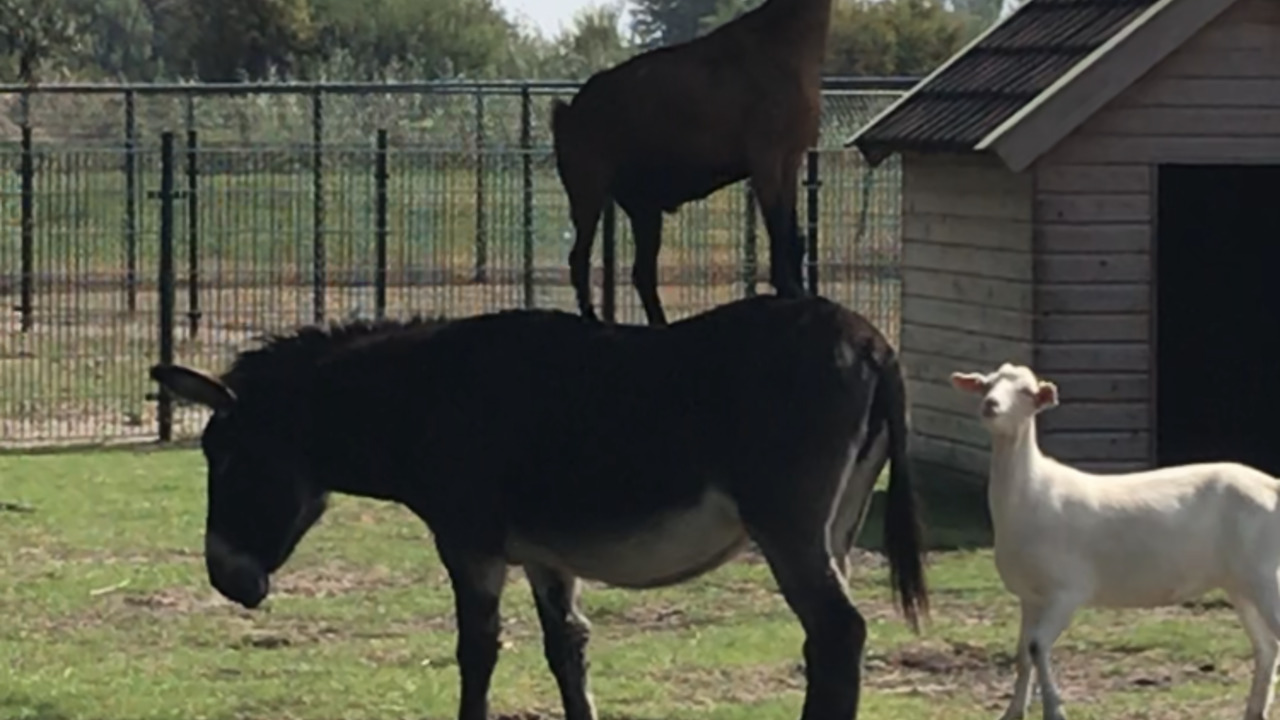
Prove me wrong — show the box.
[1032,0,1280,470]
[899,152,1034,483]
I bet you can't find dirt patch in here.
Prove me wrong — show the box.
[862,636,1238,712]
[269,561,414,599]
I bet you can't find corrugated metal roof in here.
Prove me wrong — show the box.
[850,0,1159,160]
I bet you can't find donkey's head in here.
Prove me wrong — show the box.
[150,363,328,609]
[950,362,1059,437]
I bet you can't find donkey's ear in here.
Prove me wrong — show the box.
[150,364,236,413]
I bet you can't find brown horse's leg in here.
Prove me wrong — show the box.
[565,179,607,322]
[750,156,806,298]
[527,564,598,720]
[625,204,667,326]
[438,543,509,720]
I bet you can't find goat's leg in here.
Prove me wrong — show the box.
[1027,596,1080,720]
[1230,594,1278,720]
[566,187,607,322]
[998,598,1041,720]
[750,158,806,299]
[526,564,597,720]
[438,545,509,720]
[625,204,667,326]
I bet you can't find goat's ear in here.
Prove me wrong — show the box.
[1034,381,1059,410]
[150,364,236,413]
[950,372,987,394]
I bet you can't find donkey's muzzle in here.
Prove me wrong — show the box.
[205,531,269,609]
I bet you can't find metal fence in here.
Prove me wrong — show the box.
[0,78,914,448]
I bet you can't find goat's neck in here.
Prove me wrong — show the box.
[987,419,1051,525]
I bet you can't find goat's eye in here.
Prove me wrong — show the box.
[1019,387,1037,398]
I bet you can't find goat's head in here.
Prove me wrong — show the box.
[950,362,1059,436]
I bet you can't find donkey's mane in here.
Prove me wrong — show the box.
[221,314,451,392]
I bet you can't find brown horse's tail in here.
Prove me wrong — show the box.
[550,99,574,148]
[878,350,930,632]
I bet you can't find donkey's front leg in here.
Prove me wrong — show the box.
[438,544,509,720]
[526,564,597,720]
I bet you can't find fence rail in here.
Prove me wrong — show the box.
[0,79,913,448]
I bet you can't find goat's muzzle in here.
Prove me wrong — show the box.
[981,398,999,418]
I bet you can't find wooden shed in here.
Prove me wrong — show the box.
[846,0,1280,484]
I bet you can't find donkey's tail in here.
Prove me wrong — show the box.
[878,350,930,632]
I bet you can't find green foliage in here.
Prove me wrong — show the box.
[541,1,634,79]
[0,0,83,82]
[629,0,720,48]
[309,0,518,79]
[825,0,969,76]
[0,0,994,84]
[698,0,765,35]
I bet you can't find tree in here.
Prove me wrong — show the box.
[186,0,315,80]
[628,0,719,48]
[697,0,763,34]
[0,0,82,82]
[309,0,519,79]
[824,0,967,77]
[542,1,634,79]
[62,0,159,80]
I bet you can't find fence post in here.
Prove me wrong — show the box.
[17,124,33,333]
[520,85,535,309]
[804,150,821,296]
[311,89,326,323]
[601,201,617,324]
[473,89,487,283]
[124,89,138,313]
[743,181,757,298]
[374,128,388,320]
[186,128,201,338]
[157,131,177,443]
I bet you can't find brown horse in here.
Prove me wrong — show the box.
[149,294,929,720]
[551,0,835,327]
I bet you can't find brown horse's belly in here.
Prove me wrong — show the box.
[504,488,749,588]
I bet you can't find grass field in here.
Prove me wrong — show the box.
[0,449,1262,720]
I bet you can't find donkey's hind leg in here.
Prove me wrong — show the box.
[437,543,510,720]
[526,564,597,720]
[753,532,865,720]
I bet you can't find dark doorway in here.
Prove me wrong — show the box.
[1156,164,1280,474]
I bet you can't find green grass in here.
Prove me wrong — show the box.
[0,450,1262,720]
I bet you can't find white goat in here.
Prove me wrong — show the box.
[950,362,1280,720]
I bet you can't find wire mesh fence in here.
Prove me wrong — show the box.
[0,78,912,448]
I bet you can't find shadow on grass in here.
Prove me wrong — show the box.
[0,696,185,720]
[0,696,71,720]
[856,474,992,553]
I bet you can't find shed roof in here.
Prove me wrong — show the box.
[846,0,1241,171]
